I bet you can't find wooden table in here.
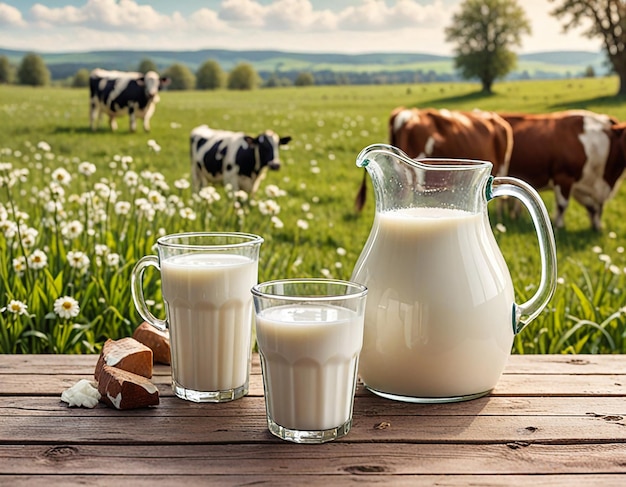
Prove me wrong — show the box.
[1,354,626,486]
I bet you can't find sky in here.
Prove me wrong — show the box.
[0,0,603,56]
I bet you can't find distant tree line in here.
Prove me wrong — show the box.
[0,52,321,89]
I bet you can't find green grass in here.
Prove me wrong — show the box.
[1,78,626,354]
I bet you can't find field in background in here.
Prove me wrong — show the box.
[1,77,626,354]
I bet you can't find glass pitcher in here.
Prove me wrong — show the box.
[350,144,557,403]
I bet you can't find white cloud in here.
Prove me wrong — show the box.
[338,0,449,30]
[263,0,336,31]
[30,3,85,24]
[219,0,265,26]
[189,8,231,32]
[0,2,26,27]
[30,0,181,30]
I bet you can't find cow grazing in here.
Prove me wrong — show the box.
[355,107,513,211]
[89,69,169,132]
[500,110,626,231]
[190,125,292,194]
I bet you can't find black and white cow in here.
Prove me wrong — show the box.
[89,69,169,132]
[190,125,292,194]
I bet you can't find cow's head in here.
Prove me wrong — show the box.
[246,131,292,171]
[137,71,170,97]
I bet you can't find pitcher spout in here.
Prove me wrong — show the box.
[355,143,493,214]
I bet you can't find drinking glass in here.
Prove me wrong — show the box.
[131,232,263,402]
[252,278,367,443]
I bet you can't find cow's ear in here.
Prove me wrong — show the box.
[136,76,146,86]
[280,136,292,145]
[244,135,256,146]
[160,77,171,86]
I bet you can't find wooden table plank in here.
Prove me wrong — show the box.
[1,395,625,417]
[2,412,626,444]
[3,372,626,397]
[1,443,626,475]
[1,474,625,487]
[2,353,626,375]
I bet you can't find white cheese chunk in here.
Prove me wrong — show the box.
[61,379,101,408]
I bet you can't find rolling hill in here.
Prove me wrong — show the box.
[0,47,607,84]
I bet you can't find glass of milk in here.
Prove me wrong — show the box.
[131,232,263,403]
[252,278,367,443]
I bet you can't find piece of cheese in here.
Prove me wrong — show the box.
[61,379,101,408]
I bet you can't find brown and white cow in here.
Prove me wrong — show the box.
[500,110,626,231]
[355,107,513,211]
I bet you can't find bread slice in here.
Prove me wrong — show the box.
[94,337,153,381]
[132,322,171,365]
[98,364,159,410]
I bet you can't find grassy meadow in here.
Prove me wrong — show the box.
[1,77,626,354]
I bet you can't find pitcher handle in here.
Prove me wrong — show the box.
[488,176,557,335]
[130,255,168,332]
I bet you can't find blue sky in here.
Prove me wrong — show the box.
[0,1,601,55]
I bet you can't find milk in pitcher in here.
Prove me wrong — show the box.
[161,253,257,396]
[354,207,515,400]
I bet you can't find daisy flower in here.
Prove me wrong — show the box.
[78,162,96,176]
[54,296,80,319]
[2,299,28,315]
[28,249,48,269]
[51,168,72,186]
[66,250,90,270]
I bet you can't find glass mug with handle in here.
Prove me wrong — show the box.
[131,232,263,403]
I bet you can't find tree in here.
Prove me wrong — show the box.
[445,0,531,93]
[584,65,596,78]
[264,73,292,88]
[294,72,315,87]
[72,68,90,88]
[196,59,225,90]
[17,53,50,87]
[227,63,260,90]
[163,63,195,90]
[0,55,14,84]
[550,0,626,95]
[138,58,158,74]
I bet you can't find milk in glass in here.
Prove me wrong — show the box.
[161,253,257,394]
[354,207,515,399]
[256,304,364,431]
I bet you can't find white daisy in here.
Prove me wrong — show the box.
[54,296,80,319]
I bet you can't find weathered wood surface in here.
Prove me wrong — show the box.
[1,354,626,486]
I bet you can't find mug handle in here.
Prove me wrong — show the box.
[488,176,557,335]
[130,255,168,332]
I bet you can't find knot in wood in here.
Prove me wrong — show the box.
[603,415,623,422]
[567,358,590,365]
[517,425,538,435]
[506,441,530,449]
[41,445,79,462]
